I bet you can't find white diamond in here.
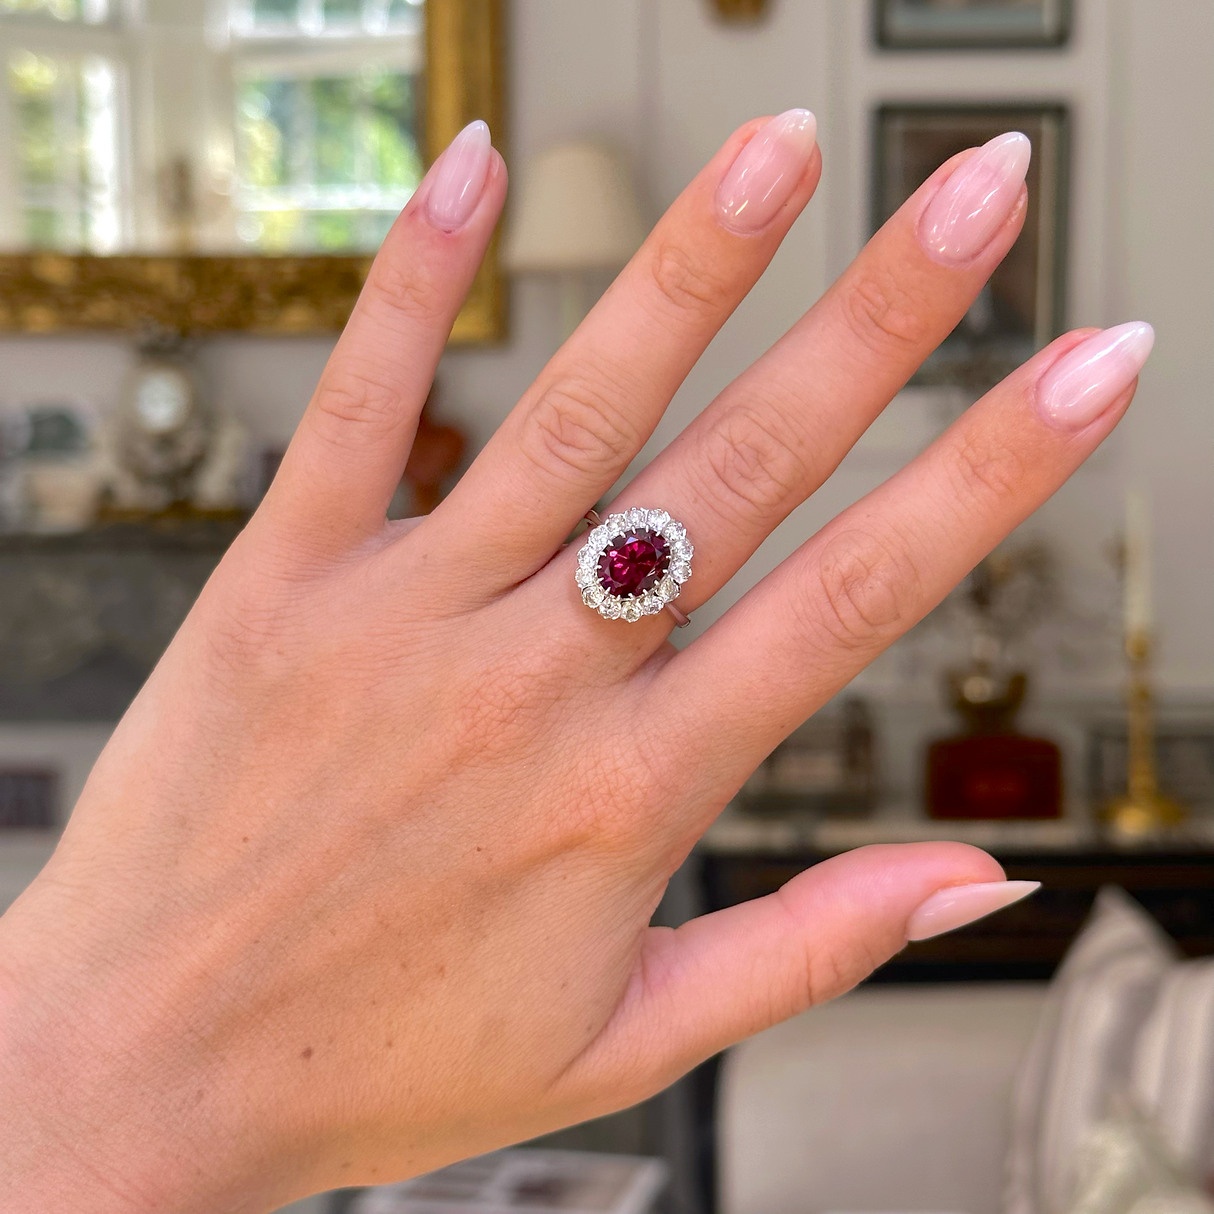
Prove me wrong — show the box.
[656,574,677,600]
[588,526,609,549]
[605,513,627,535]
[575,565,595,588]
[647,509,670,531]
[626,506,648,529]
[672,538,693,561]
[641,594,664,615]
[600,596,622,619]
[663,521,686,543]
[582,585,605,607]
[622,599,643,622]
[578,550,598,574]
[671,561,692,583]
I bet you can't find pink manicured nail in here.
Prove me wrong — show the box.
[715,109,817,234]
[906,880,1040,941]
[425,120,492,232]
[1037,321,1156,430]
[918,131,1031,265]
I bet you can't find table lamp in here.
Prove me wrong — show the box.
[503,141,647,341]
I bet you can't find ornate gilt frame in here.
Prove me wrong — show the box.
[0,0,504,341]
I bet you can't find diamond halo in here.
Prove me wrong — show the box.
[576,507,693,622]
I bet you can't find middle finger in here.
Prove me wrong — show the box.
[609,131,1033,618]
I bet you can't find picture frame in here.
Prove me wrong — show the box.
[873,104,1069,391]
[1088,726,1214,817]
[875,0,1073,50]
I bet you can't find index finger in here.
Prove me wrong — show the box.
[431,111,822,590]
[259,122,508,557]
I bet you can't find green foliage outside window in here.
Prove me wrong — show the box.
[8,50,89,248]
[236,66,422,251]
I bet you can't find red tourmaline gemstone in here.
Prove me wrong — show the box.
[597,529,669,597]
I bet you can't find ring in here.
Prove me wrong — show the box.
[575,507,693,627]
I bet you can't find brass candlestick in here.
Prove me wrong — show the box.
[1100,628,1185,840]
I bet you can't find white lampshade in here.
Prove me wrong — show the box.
[504,141,647,274]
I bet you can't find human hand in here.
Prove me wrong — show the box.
[0,114,1151,1213]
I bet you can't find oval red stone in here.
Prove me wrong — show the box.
[597,529,669,597]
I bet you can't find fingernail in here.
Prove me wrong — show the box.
[1036,322,1156,430]
[918,131,1031,265]
[906,880,1040,942]
[715,109,817,234]
[425,119,493,232]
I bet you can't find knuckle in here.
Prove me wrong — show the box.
[649,239,729,323]
[194,578,298,684]
[698,403,808,523]
[842,266,929,353]
[363,256,444,327]
[522,378,640,482]
[579,735,667,850]
[947,429,1027,506]
[312,369,406,443]
[770,883,888,1021]
[803,933,883,1008]
[448,649,552,763]
[808,529,919,651]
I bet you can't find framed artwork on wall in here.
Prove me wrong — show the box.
[875,0,1072,50]
[873,104,1069,391]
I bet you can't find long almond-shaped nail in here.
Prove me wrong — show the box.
[1037,321,1155,430]
[919,132,1031,265]
[426,119,492,232]
[715,109,817,234]
[906,880,1040,941]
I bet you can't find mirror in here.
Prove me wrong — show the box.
[0,0,502,337]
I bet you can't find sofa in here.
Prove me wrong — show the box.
[718,888,1214,1214]
[719,982,1047,1214]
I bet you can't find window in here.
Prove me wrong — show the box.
[231,0,424,252]
[0,0,123,252]
[6,47,122,251]
[0,0,424,254]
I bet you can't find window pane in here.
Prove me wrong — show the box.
[234,65,421,252]
[364,68,417,185]
[385,0,422,22]
[236,77,290,187]
[6,48,123,252]
[321,0,360,26]
[249,0,298,26]
[312,76,359,184]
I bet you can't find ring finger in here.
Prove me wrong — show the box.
[591,131,1032,625]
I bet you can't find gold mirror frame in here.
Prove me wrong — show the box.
[0,0,504,342]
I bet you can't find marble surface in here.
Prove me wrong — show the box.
[701,802,1214,856]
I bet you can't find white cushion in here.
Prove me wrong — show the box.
[1005,888,1179,1214]
[719,983,1046,1214]
[1064,1105,1214,1214]
[1131,956,1214,1178]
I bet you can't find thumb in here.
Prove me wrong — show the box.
[562,843,1035,1105]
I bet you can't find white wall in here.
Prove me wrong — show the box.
[2,0,1212,808]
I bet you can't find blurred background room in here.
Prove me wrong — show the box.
[1,1,1212,1212]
